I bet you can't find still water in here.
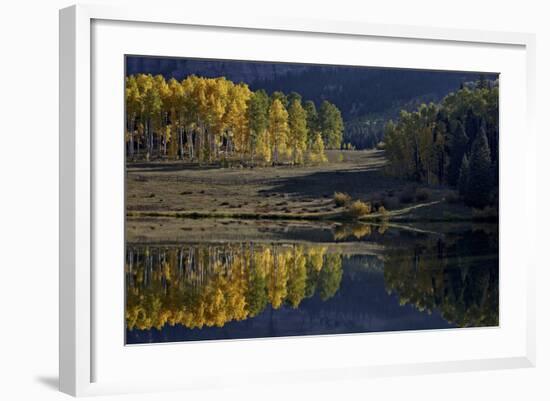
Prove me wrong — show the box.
[125,224,498,344]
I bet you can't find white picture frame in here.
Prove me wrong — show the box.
[59,4,536,397]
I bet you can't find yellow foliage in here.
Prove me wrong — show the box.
[125,244,343,331]
[346,200,372,218]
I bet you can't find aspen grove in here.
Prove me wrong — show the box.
[125,74,344,164]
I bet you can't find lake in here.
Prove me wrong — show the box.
[125,222,498,344]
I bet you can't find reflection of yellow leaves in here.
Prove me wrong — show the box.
[125,243,343,330]
[287,248,307,308]
[307,246,326,272]
[334,224,372,240]
[377,223,388,235]
[352,224,371,239]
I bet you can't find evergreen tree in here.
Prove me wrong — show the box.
[247,90,270,158]
[287,100,308,164]
[477,74,488,89]
[465,127,492,208]
[448,121,469,186]
[383,120,407,177]
[458,154,470,198]
[270,91,288,107]
[319,100,344,149]
[286,91,302,106]
[304,100,319,145]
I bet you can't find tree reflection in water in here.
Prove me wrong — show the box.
[126,228,498,335]
[126,244,342,331]
[384,229,499,327]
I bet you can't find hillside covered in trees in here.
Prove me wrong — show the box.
[127,56,498,150]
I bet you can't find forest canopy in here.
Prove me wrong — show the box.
[383,80,499,208]
[125,74,344,165]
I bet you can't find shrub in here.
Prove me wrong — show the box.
[415,188,430,202]
[334,192,352,207]
[346,200,372,218]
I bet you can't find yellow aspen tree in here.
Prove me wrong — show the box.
[192,77,209,162]
[308,132,327,163]
[125,75,141,160]
[268,99,289,164]
[208,78,230,161]
[227,83,252,157]
[180,75,199,160]
[167,78,184,159]
[154,74,171,157]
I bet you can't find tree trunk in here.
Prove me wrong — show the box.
[128,113,135,160]
[273,136,279,164]
[179,127,184,160]
[187,129,194,161]
[145,119,150,161]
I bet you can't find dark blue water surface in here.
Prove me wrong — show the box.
[125,225,498,344]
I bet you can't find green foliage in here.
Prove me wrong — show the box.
[384,82,499,208]
[270,91,288,107]
[344,117,385,149]
[318,254,343,301]
[319,100,344,149]
[303,100,319,145]
[464,127,493,208]
[458,154,470,198]
[384,232,499,327]
[286,91,302,105]
[287,99,308,164]
[448,122,469,186]
[247,90,270,142]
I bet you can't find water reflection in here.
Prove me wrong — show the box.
[126,244,342,331]
[384,230,499,328]
[125,226,498,344]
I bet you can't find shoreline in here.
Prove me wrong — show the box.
[126,199,497,223]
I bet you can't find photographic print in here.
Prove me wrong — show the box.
[124,56,499,345]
